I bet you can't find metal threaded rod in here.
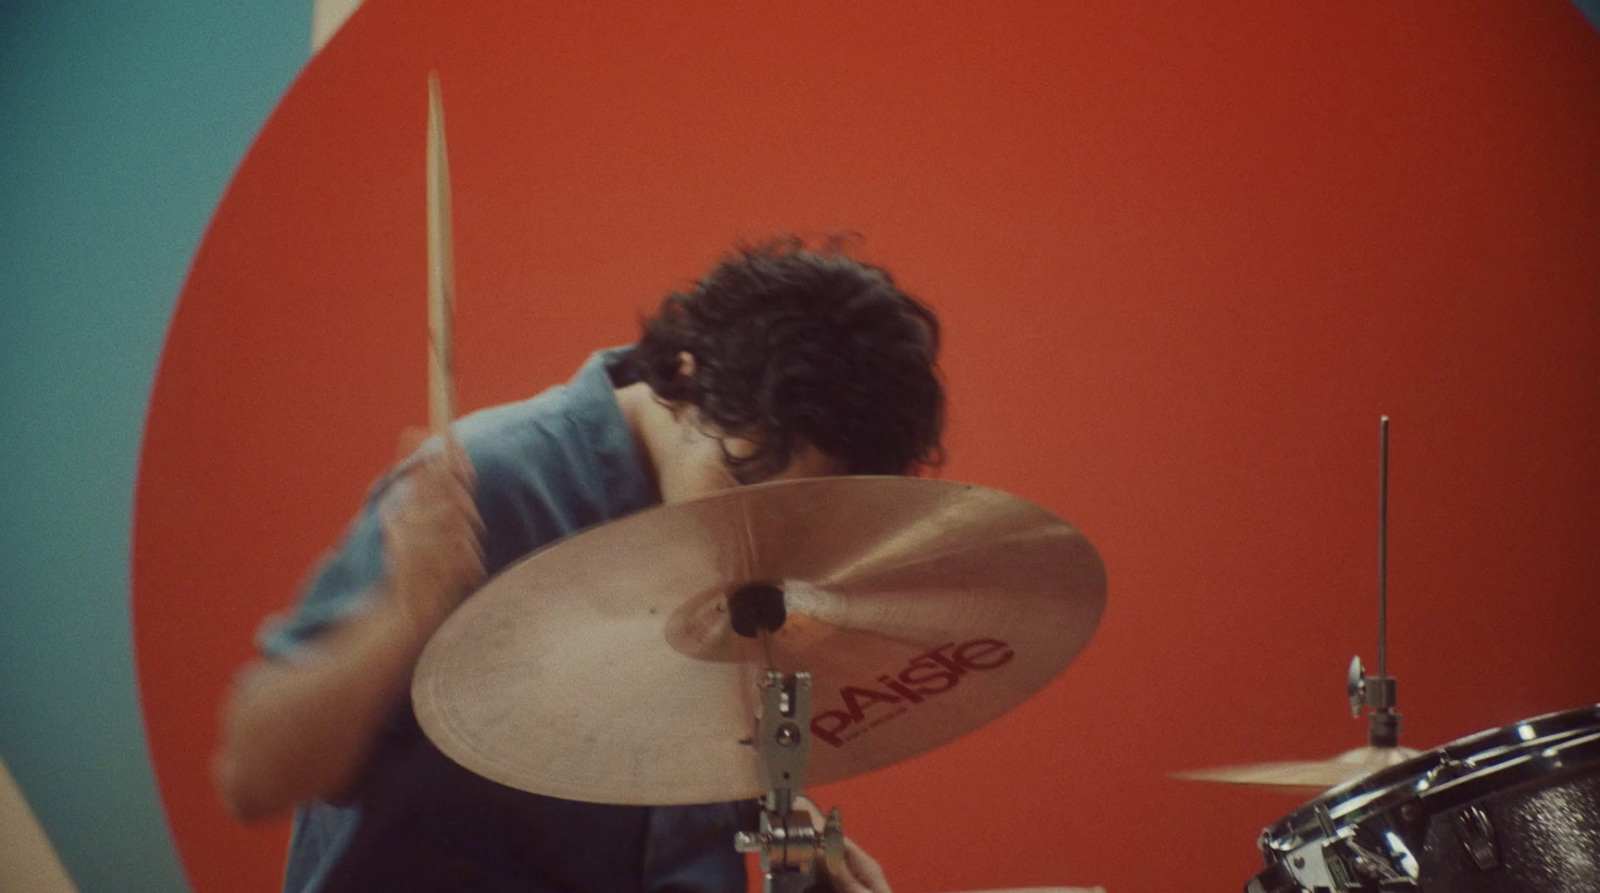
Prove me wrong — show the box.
[1378,415,1389,682]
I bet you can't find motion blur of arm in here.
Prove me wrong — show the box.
[213,434,484,822]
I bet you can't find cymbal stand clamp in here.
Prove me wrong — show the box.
[734,669,846,893]
[1348,656,1400,748]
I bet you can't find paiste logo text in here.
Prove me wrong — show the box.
[810,639,1015,748]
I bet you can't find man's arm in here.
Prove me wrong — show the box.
[213,436,483,822]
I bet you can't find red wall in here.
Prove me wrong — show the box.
[134,1,1600,891]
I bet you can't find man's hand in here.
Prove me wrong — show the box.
[382,431,485,635]
[822,837,892,893]
[791,795,893,893]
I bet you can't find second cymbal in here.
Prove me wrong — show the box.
[1172,745,1422,791]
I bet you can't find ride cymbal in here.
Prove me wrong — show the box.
[1172,745,1422,791]
[413,475,1106,805]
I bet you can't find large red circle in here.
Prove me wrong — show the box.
[135,2,1600,892]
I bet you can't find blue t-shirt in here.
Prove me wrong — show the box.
[261,349,750,893]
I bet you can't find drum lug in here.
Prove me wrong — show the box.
[1453,805,1500,870]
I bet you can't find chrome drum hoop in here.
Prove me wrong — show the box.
[1249,704,1600,893]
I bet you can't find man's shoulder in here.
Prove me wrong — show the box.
[455,347,638,489]
[447,352,653,569]
[453,382,609,496]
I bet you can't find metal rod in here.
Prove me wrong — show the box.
[760,627,777,673]
[1377,415,1389,682]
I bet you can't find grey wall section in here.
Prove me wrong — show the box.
[0,3,304,891]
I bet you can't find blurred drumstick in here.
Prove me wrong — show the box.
[427,70,456,432]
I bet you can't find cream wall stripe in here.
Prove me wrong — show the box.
[312,0,366,52]
[0,754,81,893]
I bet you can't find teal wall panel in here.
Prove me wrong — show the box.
[0,4,305,891]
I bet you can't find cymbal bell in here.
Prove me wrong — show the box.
[1171,744,1421,791]
[414,475,1107,805]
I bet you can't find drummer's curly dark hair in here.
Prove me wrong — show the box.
[630,236,945,481]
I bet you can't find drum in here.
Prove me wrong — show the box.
[1248,704,1600,892]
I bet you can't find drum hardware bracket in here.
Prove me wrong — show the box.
[1303,837,1420,893]
[1341,837,1409,886]
[1349,657,1401,748]
[1292,804,1423,893]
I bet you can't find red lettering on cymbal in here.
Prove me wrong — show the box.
[953,638,1014,670]
[811,710,852,747]
[840,685,902,722]
[810,638,1016,749]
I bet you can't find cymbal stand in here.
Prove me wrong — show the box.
[729,585,847,893]
[1347,416,1400,748]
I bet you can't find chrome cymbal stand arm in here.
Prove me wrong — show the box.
[727,584,846,891]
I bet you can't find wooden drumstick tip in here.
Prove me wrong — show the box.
[426,70,456,433]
